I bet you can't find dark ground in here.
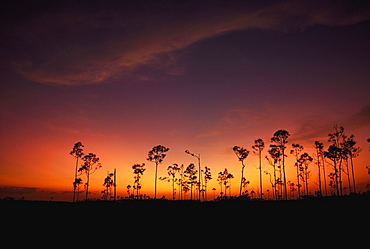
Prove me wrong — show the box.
[1,195,369,244]
[2,194,369,216]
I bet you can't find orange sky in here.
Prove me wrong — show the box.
[1,124,369,201]
[1,1,370,201]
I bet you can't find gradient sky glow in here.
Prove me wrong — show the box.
[1,0,370,201]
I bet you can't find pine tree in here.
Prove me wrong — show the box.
[271,130,290,200]
[252,139,265,199]
[78,153,102,201]
[70,141,84,202]
[147,145,169,199]
[232,146,250,196]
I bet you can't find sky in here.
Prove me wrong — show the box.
[1,0,370,201]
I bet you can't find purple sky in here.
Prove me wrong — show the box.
[1,0,370,200]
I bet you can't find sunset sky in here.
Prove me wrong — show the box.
[1,0,370,201]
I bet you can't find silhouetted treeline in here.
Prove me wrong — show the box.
[69,125,370,202]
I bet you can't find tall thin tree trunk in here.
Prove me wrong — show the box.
[180,176,183,200]
[114,168,117,201]
[339,157,343,196]
[278,165,283,199]
[198,155,201,201]
[317,155,322,196]
[282,148,287,200]
[85,171,90,201]
[154,163,158,199]
[73,157,79,202]
[334,159,340,196]
[322,156,328,196]
[345,159,352,193]
[204,182,207,201]
[172,176,175,200]
[273,164,277,200]
[350,155,357,193]
[259,153,263,199]
[296,164,301,199]
[239,163,245,196]
[305,167,309,196]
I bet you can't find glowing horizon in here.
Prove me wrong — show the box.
[1,1,370,201]
[1,125,369,202]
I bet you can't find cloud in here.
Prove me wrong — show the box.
[196,108,270,139]
[345,104,370,129]
[3,0,370,86]
[0,186,38,195]
[291,104,370,144]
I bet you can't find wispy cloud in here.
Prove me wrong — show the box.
[0,186,38,195]
[345,104,370,130]
[291,104,370,144]
[196,108,270,139]
[3,0,370,86]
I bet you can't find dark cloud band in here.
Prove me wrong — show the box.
[3,0,370,86]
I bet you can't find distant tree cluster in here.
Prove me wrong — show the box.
[70,125,369,202]
[232,125,364,200]
[70,142,102,202]
[238,126,364,200]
